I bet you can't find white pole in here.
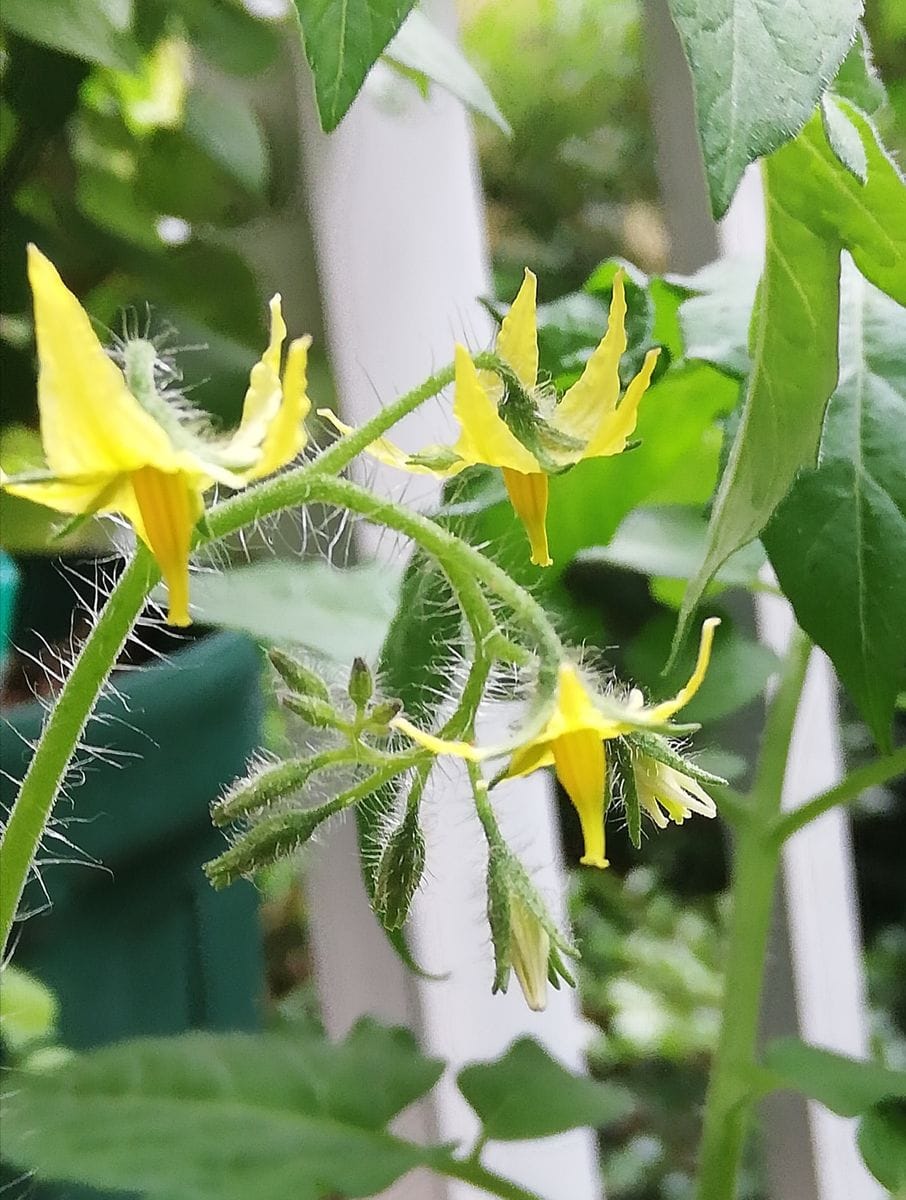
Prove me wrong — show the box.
[295,11,601,1199]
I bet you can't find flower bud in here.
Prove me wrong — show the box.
[373,808,426,930]
[509,894,552,1013]
[348,657,374,711]
[268,648,330,702]
[205,802,336,889]
[281,692,344,729]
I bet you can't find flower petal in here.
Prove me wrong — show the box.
[584,347,659,458]
[549,270,627,447]
[316,408,461,477]
[245,335,312,481]
[127,466,204,626]
[391,716,482,760]
[230,294,287,458]
[27,245,178,476]
[453,345,540,473]
[501,468,552,567]
[496,268,539,389]
[0,472,121,516]
[645,617,720,724]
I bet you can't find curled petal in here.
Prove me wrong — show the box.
[390,716,482,760]
[230,295,287,458]
[645,618,720,724]
[245,335,312,480]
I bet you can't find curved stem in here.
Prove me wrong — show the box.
[771,745,906,844]
[436,1155,545,1200]
[695,626,812,1200]
[0,552,155,957]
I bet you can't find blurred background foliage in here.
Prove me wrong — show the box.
[1,2,904,1199]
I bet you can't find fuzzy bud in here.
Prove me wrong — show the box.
[373,808,426,930]
[204,802,337,889]
[348,657,374,711]
[212,754,347,826]
[281,692,344,729]
[268,648,330,702]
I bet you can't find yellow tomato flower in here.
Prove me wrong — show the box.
[319,268,659,569]
[1,246,311,626]
[393,618,719,869]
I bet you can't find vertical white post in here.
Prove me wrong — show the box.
[295,10,600,1199]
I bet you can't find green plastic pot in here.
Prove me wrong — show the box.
[0,629,265,1047]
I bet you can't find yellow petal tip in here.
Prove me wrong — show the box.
[580,855,610,870]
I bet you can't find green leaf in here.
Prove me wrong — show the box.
[858,1100,906,1194]
[385,11,510,133]
[458,1038,633,1141]
[830,25,887,116]
[180,561,403,664]
[667,0,861,217]
[762,1038,906,1118]
[577,506,766,592]
[763,262,906,750]
[675,257,760,378]
[293,0,416,132]
[673,105,906,662]
[1,0,139,72]
[1,1021,443,1200]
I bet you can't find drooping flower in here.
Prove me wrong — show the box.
[1,246,311,625]
[393,618,720,869]
[633,756,718,827]
[319,269,659,568]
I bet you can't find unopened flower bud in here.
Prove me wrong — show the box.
[509,894,551,1013]
[281,692,344,729]
[268,648,330,702]
[348,657,374,711]
[205,802,336,889]
[373,808,426,930]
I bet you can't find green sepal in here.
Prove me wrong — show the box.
[610,737,641,850]
[361,698,403,734]
[268,648,331,702]
[406,447,462,471]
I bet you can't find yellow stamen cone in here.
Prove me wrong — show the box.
[551,730,608,868]
[130,467,200,626]
[501,468,552,567]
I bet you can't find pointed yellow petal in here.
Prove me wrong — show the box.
[245,335,312,480]
[128,467,204,626]
[453,345,540,473]
[552,731,609,868]
[504,740,556,779]
[0,473,120,516]
[316,408,457,476]
[584,346,660,458]
[550,270,627,448]
[391,716,483,760]
[646,618,720,724]
[224,295,288,470]
[27,245,178,476]
[496,268,539,389]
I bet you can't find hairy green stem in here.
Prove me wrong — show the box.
[771,745,906,844]
[0,553,155,957]
[695,627,812,1200]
